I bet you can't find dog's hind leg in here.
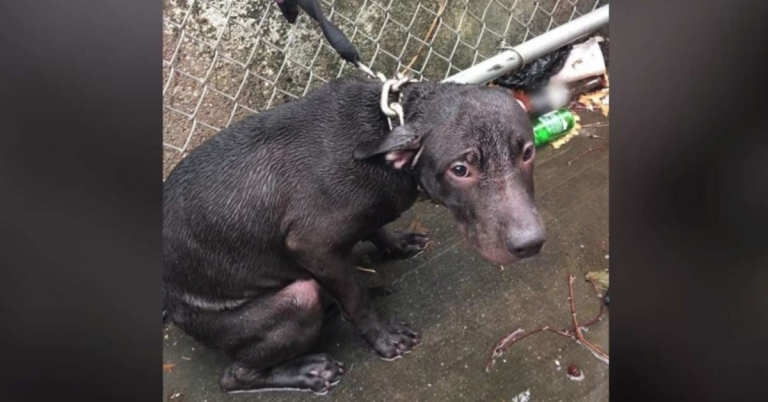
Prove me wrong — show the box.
[221,353,345,395]
[190,279,345,394]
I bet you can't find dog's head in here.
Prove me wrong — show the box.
[355,84,545,265]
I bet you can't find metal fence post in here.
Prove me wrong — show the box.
[442,5,608,84]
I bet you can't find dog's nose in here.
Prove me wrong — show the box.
[507,230,545,259]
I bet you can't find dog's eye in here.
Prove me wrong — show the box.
[522,144,534,162]
[451,164,469,177]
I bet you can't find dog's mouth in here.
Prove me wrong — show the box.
[457,223,520,265]
[475,245,519,265]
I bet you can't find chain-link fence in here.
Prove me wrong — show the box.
[163,0,607,178]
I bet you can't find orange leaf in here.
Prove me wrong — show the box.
[407,214,428,233]
[577,88,610,117]
[163,363,176,372]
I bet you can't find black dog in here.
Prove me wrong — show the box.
[163,75,546,394]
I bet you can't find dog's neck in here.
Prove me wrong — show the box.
[398,81,460,121]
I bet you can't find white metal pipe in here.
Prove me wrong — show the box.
[442,5,609,84]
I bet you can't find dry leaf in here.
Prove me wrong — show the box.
[578,89,609,105]
[576,73,609,117]
[586,270,609,292]
[599,95,609,117]
[407,214,427,233]
[163,363,176,372]
[577,87,610,117]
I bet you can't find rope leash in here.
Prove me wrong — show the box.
[274,0,421,125]
[275,0,424,170]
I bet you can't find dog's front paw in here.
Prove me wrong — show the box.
[386,232,429,259]
[366,320,420,360]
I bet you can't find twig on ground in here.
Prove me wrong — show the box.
[566,144,608,166]
[485,274,609,372]
[580,122,609,128]
[356,267,377,274]
[568,275,609,361]
[579,122,609,140]
[585,134,607,140]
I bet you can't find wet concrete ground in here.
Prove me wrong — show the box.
[163,111,609,402]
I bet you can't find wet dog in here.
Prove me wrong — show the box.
[163,75,545,394]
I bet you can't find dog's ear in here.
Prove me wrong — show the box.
[353,125,422,169]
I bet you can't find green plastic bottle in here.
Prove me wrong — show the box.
[533,109,575,147]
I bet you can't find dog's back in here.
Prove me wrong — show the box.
[163,76,417,316]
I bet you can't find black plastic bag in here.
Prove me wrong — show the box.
[493,44,572,91]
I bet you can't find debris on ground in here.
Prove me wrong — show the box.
[408,214,428,233]
[491,35,609,155]
[549,37,606,84]
[510,389,532,402]
[567,364,585,381]
[533,109,577,148]
[542,75,609,150]
[576,81,610,117]
[546,73,609,149]
[485,274,609,372]
[550,113,582,149]
[493,35,607,109]
[566,143,609,166]
[163,363,177,372]
[586,269,609,292]
[523,75,605,118]
[357,266,377,274]
[568,76,606,102]
[522,83,569,117]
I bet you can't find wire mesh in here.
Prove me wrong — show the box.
[163,0,606,177]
